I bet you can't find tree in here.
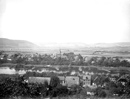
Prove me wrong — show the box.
[121,60,130,67]
[50,76,60,89]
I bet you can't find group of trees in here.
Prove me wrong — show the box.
[0,52,83,65]
[0,75,81,98]
[85,57,130,67]
[0,51,130,67]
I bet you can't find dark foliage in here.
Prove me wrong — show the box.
[1,52,130,67]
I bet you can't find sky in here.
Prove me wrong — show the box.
[0,0,130,44]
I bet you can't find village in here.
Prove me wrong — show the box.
[0,51,130,98]
[21,63,130,97]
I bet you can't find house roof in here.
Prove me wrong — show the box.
[58,76,65,81]
[28,77,51,84]
[117,75,129,82]
[83,75,91,80]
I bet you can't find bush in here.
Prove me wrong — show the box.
[98,90,107,97]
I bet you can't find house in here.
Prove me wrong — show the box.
[119,58,130,62]
[28,77,51,85]
[58,76,66,86]
[70,71,76,75]
[65,76,80,87]
[110,77,117,82]
[83,56,92,62]
[83,86,95,96]
[58,76,80,87]
[117,75,129,85]
[74,54,83,62]
[0,55,4,59]
[82,75,91,87]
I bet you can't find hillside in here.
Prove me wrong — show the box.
[37,42,130,51]
[0,38,130,53]
[92,42,130,47]
[85,42,130,52]
[0,38,39,49]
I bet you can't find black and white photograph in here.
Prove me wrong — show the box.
[0,0,130,99]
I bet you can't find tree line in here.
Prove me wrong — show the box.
[0,51,130,67]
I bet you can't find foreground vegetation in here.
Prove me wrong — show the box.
[1,73,130,99]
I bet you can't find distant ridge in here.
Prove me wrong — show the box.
[92,42,130,47]
[0,38,39,49]
[0,38,130,52]
[37,42,130,48]
[35,42,130,52]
